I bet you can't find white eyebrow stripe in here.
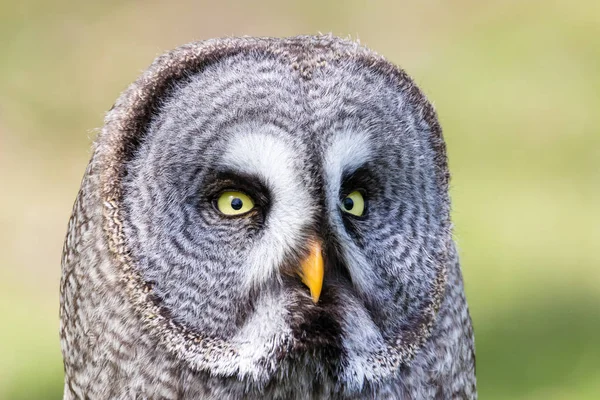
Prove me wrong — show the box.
[323,132,373,183]
[220,128,315,290]
[220,130,298,189]
[322,131,372,212]
[323,131,377,296]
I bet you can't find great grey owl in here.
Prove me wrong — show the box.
[60,35,476,399]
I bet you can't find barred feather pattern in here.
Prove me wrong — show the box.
[60,35,476,399]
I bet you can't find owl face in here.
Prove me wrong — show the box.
[119,42,449,388]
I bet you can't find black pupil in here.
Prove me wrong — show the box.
[231,198,243,210]
[343,197,354,210]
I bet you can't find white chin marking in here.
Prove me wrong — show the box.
[338,290,387,390]
[232,291,291,380]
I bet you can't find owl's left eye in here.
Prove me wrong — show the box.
[340,190,365,217]
[216,191,255,216]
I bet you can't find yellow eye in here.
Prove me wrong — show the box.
[216,191,255,216]
[341,190,365,217]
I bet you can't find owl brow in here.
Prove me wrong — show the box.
[203,169,270,205]
[339,166,377,195]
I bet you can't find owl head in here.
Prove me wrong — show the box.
[98,35,450,391]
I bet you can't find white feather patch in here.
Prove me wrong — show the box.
[220,127,315,290]
[323,131,378,295]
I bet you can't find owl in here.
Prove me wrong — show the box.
[60,35,476,399]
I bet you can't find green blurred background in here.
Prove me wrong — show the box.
[1,0,598,398]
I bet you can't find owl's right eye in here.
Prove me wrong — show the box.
[340,190,366,217]
[216,191,255,216]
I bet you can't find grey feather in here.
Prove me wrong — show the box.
[60,35,476,399]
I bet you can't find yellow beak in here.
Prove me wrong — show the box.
[298,241,324,304]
